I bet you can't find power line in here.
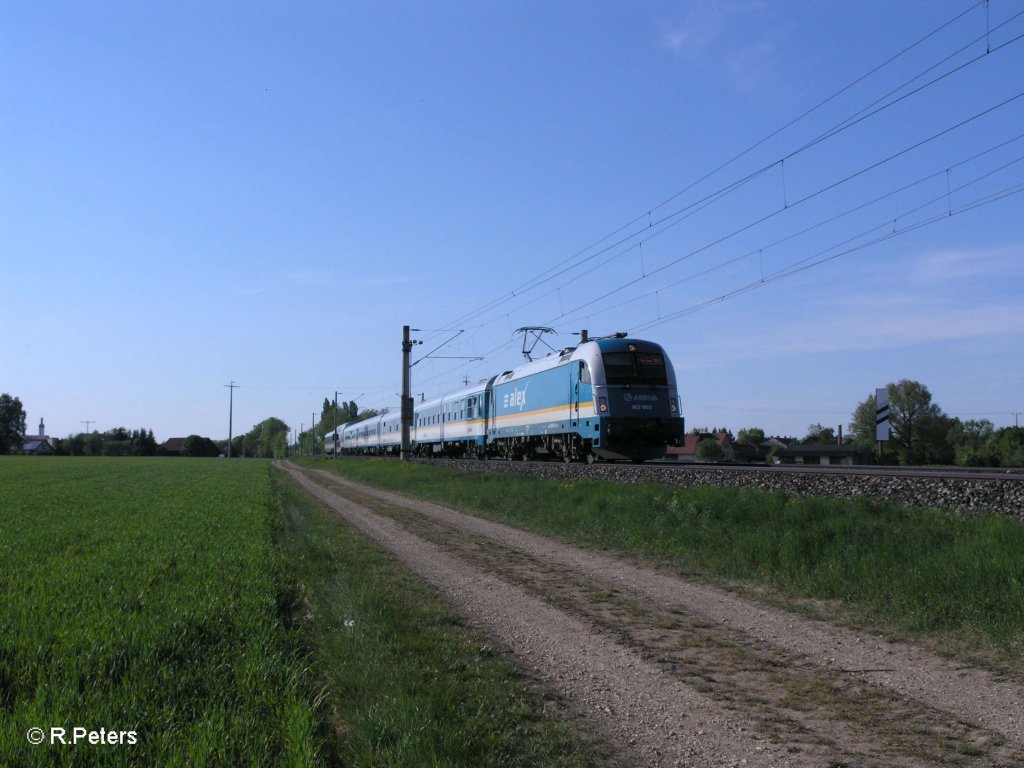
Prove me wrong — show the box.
[437,2,1007,336]
[406,6,1023,403]
[568,135,1024,325]
[631,180,1024,333]
[539,93,1024,329]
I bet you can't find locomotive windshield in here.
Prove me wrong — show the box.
[602,350,668,386]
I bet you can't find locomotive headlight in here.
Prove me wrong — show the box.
[598,397,608,413]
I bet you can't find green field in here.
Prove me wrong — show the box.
[8,455,1023,766]
[1,457,318,766]
[0,458,604,767]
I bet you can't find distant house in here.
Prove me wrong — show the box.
[762,437,792,452]
[162,437,187,456]
[666,431,735,462]
[22,418,53,455]
[22,437,53,455]
[731,441,768,464]
[774,438,871,466]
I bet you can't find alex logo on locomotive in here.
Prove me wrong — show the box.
[502,386,528,411]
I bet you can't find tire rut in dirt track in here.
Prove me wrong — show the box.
[281,462,1024,767]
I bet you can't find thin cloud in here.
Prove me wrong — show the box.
[910,244,1024,285]
[658,1,783,91]
[661,28,695,55]
[682,283,1023,369]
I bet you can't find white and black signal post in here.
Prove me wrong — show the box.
[875,387,890,460]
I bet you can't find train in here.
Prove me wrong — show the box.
[325,334,684,463]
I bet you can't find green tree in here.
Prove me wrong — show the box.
[947,419,996,467]
[849,380,952,464]
[101,426,133,456]
[990,427,1024,467]
[849,394,878,449]
[0,394,27,454]
[736,427,765,444]
[83,432,103,456]
[888,380,948,464]
[182,435,221,457]
[317,397,362,438]
[256,418,289,458]
[58,433,86,456]
[806,423,836,442]
[318,398,335,436]
[133,428,158,456]
[231,417,290,458]
[696,438,723,462]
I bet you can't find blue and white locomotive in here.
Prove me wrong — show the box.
[337,334,683,462]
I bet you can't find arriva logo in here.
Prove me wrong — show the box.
[623,393,658,403]
[503,387,528,411]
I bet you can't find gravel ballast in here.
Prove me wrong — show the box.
[424,459,1024,519]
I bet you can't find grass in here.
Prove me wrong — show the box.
[0,457,319,766]
[295,457,1024,669]
[1,456,606,767]
[271,466,606,768]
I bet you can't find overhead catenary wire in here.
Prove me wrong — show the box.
[541,91,1024,327]
[434,2,1010,338]
[552,135,1024,327]
[416,150,1024,397]
[631,181,1024,334]
[406,4,1023,403]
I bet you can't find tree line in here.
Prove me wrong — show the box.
[725,380,1022,467]
[54,428,160,456]
[5,383,1020,466]
[846,380,1022,466]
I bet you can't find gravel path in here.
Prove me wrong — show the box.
[281,462,1024,767]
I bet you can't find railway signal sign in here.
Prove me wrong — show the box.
[875,387,890,442]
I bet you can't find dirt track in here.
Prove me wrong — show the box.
[280,462,1024,767]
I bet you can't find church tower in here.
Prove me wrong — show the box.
[39,418,45,437]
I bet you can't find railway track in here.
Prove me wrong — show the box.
[329,452,1024,480]
[390,456,1024,518]
[648,461,1024,482]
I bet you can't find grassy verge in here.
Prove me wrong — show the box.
[295,458,1024,673]
[271,466,606,768]
[0,457,319,766]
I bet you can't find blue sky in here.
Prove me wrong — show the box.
[3,0,1022,442]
